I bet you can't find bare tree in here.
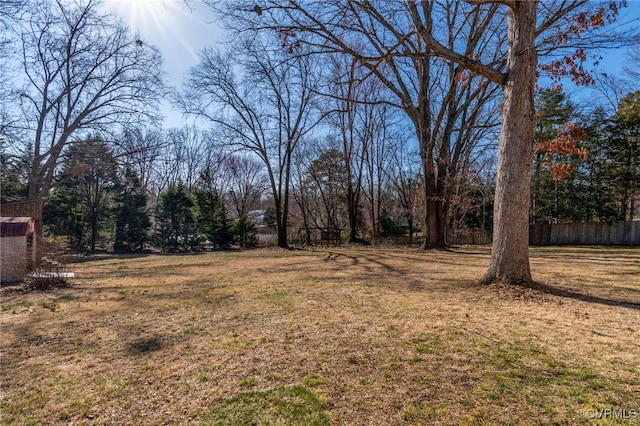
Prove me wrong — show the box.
[214,0,635,283]
[387,138,422,243]
[325,56,380,243]
[291,138,316,245]
[408,0,635,284]
[592,73,632,114]
[0,0,26,143]
[211,0,507,250]
[361,104,395,244]
[624,36,640,79]
[115,126,166,194]
[166,126,211,191]
[592,33,640,112]
[15,0,164,199]
[182,35,324,247]
[224,154,268,220]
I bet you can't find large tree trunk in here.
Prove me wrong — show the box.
[421,136,447,249]
[482,1,538,285]
[90,211,98,252]
[346,181,360,243]
[275,199,288,248]
[277,222,288,248]
[414,50,447,250]
[298,194,312,245]
[27,162,40,200]
[275,192,290,248]
[422,172,447,248]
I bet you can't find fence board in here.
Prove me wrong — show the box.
[448,230,492,246]
[529,221,640,246]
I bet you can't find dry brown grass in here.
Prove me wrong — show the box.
[1,246,639,425]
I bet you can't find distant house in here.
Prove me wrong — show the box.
[247,209,277,245]
[1,217,37,282]
[248,210,265,224]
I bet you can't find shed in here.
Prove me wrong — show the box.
[299,227,344,246]
[1,217,37,282]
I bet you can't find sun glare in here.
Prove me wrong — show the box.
[104,0,203,61]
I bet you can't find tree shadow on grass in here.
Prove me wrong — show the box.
[127,336,165,355]
[71,250,229,264]
[70,252,152,263]
[527,281,640,311]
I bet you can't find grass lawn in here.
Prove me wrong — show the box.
[1,246,639,425]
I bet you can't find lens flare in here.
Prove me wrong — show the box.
[104,0,203,61]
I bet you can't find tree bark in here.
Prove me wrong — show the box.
[422,154,447,249]
[347,182,361,243]
[418,116,447,250]
[274,193,289,248]
[277,222,288,248]
[481,1,538,285]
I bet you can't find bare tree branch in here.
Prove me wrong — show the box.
[16,0,165,198]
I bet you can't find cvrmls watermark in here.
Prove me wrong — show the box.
[578,408,638,420]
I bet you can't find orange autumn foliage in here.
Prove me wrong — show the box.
[534,123,588,180]
[538,2,624,92]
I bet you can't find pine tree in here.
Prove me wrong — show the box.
[154,183,197,252]
[44,138,118,251]
[0,147,29,203]
[531,89,581,224]
[114,168,151,252]
[194,168,233,249]
[579,108,620,222]
[610,91,640,220]
[233,213,257,248]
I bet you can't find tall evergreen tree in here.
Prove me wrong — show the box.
[532,91,640,223]
[579,107,621,222]
[0,147,29,203]
[114,168,151,252]
[154,183,198,252]
[194,168,233,249]
[307,148,349,231]
[609,91,640,220]
[232,213,257,248]
[531,89,580,224]
[44,138,119,251]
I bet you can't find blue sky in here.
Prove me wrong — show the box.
[103,0,640,129]
[103,0,225,128]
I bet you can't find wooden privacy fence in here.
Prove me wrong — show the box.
[448,229,493,246]
[292,227,344,246]
[529,221,640,246]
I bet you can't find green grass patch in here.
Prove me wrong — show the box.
[201,386,330,425]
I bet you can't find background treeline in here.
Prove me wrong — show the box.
[1,88,637,253]
[531,90,639,225]
[0,0,638,253]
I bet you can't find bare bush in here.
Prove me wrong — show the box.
[27,238,73,290]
